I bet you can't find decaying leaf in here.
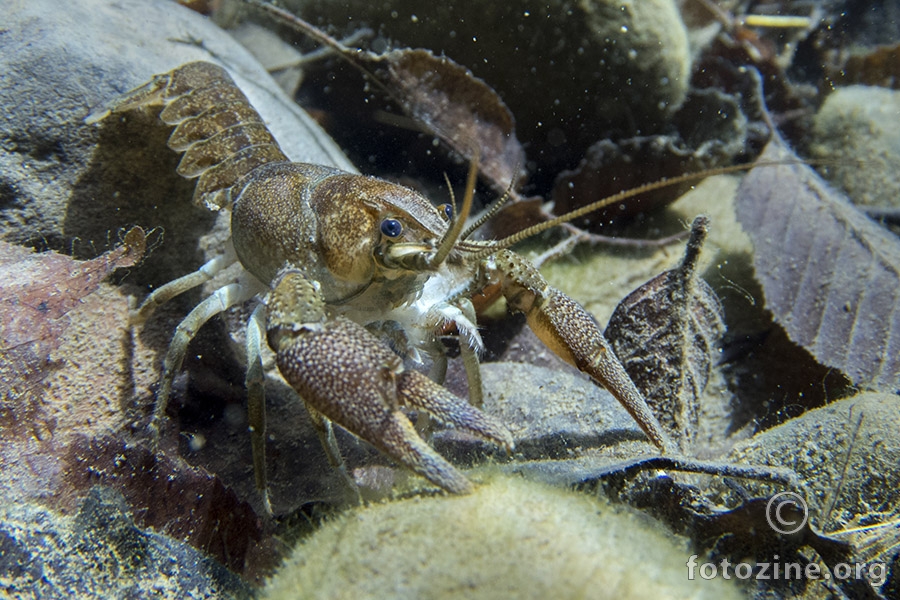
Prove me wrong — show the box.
[553,89,748,230]
[736,137,900,392]
[0,227,145,395]
[604,216,725,451]
[373,48,525,192]
[62,434,265,577]
[251,1,526,194]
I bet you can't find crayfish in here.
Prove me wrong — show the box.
[87,61,672,507]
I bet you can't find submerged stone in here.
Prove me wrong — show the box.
[811,85,900,210]
[263,474,742,600]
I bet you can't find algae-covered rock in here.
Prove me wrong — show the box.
[432,361,659,490]
[263,474,742,600]
[0,487,251,599]
[811,85,900,209]
[478,361,645,452]
[728,392,900,531]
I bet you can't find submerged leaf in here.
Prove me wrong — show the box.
[251,1,526,194]
[373,48,525,192]
[62,434,264,576]
[736,138,900,392]
[553,89,748,230]
[604,216,725,452]
[0,227,145,394]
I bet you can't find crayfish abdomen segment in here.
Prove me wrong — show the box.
[87,61,288,211]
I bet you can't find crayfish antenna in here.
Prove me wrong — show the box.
[430,150,479,268]
[466,161,809,261]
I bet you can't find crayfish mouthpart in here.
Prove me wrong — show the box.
[383,242,438,271]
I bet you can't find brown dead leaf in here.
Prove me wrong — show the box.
[736,137,900,392]
[604,216,725,452]
[373,48,526,192]
[252,1,526,194]
[62,434,267,577]
[0,227,145,395]
[552,88,748,230]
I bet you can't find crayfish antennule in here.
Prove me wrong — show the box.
[460,159,520,241]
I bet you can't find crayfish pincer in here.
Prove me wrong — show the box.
[87,61,671,506]
[266,270,512,495]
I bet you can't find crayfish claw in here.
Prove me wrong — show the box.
[398,373,514,453]
[267,270,509,494]
[373,409,476,495]
[493,250,675,453]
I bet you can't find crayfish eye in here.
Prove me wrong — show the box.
[380,218,403,238]
[438,203,453,221]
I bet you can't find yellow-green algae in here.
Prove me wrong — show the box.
[264,474,742,600]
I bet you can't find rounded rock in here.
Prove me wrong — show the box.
[263,474,742,600]
[811,85,900,209]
